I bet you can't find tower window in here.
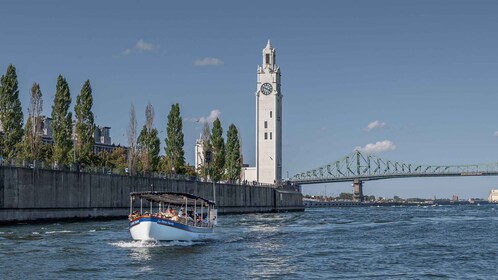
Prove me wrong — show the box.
[264,132,268,140]
[270,132,272,140]
[270,111,272,118]
[265,54,270,64]
[264,121,267,128]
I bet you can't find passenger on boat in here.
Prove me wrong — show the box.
[168,209,178,221]
[128,210,140,220]
[178,208,185,218]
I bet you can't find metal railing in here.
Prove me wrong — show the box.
[0,158,279,187]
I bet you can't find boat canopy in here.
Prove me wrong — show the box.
[130,191,215,206]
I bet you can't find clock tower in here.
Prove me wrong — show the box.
[256,40,282,184]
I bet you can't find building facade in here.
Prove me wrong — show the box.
[194,136,205,173]
[255,40,283,184]
[489,189,498,202]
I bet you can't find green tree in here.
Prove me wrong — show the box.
[138,127,160,173]
[197,122,211,180]
[338,192,353,200]
[39,143,53,163]
[94,151,107,167]
[137,103,160,173]
[127,104,138,175]
[21,117,35,161]
[165,103,185,174]
[109,147,128,170]
[74,80,95,165]
[210,118,225,181]
[225,123,241,182]
[0,64,24,160]
[157,155,171,173]
[51,75,72,166]
[21,83,44,161]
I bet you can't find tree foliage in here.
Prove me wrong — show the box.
[127,104,138,175]
[138,128,160,172]
[210,118,225,181]
[74,80,95,165]
[225,123,241,182]
[51,75,73,166]
[338,192,354,200]
[165,103,185,174]
[137,103,160,173]
[21,83,44,161]
[0,64,24,159]
[109,147,128,170]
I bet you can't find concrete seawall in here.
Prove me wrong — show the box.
[0,166,303,223]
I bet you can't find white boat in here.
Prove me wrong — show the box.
[128,191,217,241]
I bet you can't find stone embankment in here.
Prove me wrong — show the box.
[0,166,303,224]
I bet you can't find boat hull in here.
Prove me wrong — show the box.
[129,217,214,241]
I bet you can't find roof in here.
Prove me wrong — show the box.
[130,191,215,206]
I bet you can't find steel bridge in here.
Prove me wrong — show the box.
[290,151,498,201]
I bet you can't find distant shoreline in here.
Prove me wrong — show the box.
[304,200,494,208]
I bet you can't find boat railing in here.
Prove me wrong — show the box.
[128,211,213,228]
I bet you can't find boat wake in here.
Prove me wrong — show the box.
[45,230,74,234]
[109,240,201,248]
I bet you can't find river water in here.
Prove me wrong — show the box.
[1,205,497,279]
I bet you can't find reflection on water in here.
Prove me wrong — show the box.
[0,205,496,279]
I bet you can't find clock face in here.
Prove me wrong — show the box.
[261,83,273,95]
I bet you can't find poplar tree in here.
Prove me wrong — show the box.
[225,124,241,182]
[127,104,138,175]
[51,75,72,166]
[137,103,160,173]
[165,103,185,174]
[210,118,225,181]
[0,64,24,160]
[21,83,43,161]
[74,80,95,165]
[198,122,211,179]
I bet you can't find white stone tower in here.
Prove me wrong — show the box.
[256,40,282,184]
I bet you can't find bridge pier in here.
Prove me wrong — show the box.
[353,179,364,202]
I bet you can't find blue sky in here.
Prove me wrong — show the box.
[1,1,498,199]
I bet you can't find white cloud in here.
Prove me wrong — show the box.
[194,57,224,66]
[365,120,386,132]
[354,140,396,154]
[186,109,221,124]
[122,39,159,55]
[494,131,498,137]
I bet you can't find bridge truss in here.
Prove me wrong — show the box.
[290,150,498,185]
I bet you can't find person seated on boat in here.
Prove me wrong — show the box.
[167,208,174,218]
[178,208,185,218]
[196,214,202,225]
[143,211,150,217]
[128,210,138,220]
[164,209,170,218]
[170,209,178,222]
[186,211,194,222]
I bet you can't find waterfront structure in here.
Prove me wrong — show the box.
[489,189,498,202]
[194,136,205,173]
[256,40,283,184]
[41,115,124,153]
[291,150,498,201]
[242,41,283,185]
